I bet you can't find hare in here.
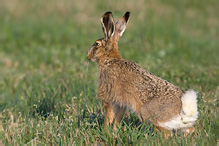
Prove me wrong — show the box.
[87,11,198,137]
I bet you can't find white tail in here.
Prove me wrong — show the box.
[180,90,198,123]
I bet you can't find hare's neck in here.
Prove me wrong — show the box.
[98,60,111,73]
[98,59,119,73]
[109,47,122,59]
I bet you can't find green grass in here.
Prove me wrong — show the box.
[0,0,218,145]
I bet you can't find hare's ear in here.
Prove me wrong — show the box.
[114,12,130,41]
[101,12,115,41]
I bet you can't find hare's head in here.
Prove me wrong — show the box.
[88,11,130,63]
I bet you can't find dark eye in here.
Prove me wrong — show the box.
[95,42,100,46]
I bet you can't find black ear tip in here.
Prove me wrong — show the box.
[104,11,112,15]
[126,11,130,15]
[124,11,130,21]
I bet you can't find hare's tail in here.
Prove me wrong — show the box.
[180,90,198,123]
[158,90,198,130]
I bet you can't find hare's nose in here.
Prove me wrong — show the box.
[87,50,93,60]
[89,46,94,52]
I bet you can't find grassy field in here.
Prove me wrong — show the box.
[0,0,218,145]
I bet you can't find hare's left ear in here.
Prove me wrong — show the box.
[101,12,115,41]
[114,12,130,42]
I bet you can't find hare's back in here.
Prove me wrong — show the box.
[105,59,183,102]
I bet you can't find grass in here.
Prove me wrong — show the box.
[0,0,218,145]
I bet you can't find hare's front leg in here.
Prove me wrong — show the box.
[104,103,116,127]
[104,103,126,130]
[113,106,126,130]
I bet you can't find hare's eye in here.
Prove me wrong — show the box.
[95,42,100,46]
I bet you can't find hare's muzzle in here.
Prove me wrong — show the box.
[87,46,94,61]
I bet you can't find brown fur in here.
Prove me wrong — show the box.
[87,12,187,135]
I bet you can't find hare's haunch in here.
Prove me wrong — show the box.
[87,11,198,137]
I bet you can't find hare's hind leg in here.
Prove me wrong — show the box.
[182,126,195,136]
[155,126,173,138]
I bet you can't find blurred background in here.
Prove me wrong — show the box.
[0,0,218,144]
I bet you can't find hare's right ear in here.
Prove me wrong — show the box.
[114,12,130,42]
[101,12,115,41]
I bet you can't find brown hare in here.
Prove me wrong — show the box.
[87,11,198,137]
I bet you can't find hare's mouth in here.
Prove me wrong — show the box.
[87,54,94,61]
[89,58,96,62]
[87,52,96,62]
